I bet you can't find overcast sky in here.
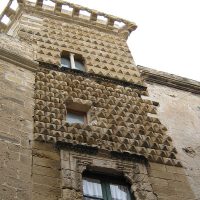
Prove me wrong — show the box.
[1,0,200,81]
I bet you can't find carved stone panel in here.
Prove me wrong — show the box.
[60,150,157,200]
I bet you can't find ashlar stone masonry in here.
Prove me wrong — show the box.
[0,0,198,200]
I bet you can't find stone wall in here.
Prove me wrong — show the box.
[16,10,142,85]
[149,162,195,200]
[33,66,180,167]
[32,65,198,199]
[0,60,35,200]
[0,1,198,199]
[32,141,61,200]
[0,34,34,61]
[59,148,156,200]
[140,66,200,199]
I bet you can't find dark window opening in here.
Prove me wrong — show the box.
[61,56,71,68]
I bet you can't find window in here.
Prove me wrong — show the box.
[83,173,133,200]
[61,52,85,72]
[66,109,87,124]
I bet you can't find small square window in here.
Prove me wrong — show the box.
[66,110,87,124]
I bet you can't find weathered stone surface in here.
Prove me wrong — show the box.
[62,188,82,200]
[33,67,179,166]
[60,150,156,200]
[16,10,141,85]
[0,33,35,61]
[149,162,196,200]
[32,141,61,199]
[140,66,200,199]
[0,60,35,200]
[0,1,198,200]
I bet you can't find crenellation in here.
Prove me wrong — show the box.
[14,10,140,83]
[1,0,137,36]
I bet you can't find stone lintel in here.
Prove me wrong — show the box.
[56,141,98,155]
[138,65,200,95]
[110,151,148,164]
[56,141,147,165]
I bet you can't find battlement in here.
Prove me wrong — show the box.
[0,0,137,39]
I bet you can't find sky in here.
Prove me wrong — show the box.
[1,0,200,81]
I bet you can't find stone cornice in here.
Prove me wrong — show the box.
[0,33,38,71]
[39,62,147,91]
[0,47,38,72]
[138,65,200,95]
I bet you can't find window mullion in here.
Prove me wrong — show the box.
[101,182,108,200]
[105,183,112,200]
[70,53,76,69]
[101,182,113,200]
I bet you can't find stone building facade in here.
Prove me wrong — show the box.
[0,0,199,200]
[139,66,200,199]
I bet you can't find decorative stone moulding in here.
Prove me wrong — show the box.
[139,65,200,95]
[33,66,181,167]
[58,150,158,200]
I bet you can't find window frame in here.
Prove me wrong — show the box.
[66,109,87,124]
[83,173,133,200]
[61,52,85,72]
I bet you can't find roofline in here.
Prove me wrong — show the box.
[0,0,137,40]
[138,65,200,95]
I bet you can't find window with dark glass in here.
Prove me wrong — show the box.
[83,173,133,200]
[66,109,87,124]
[74,59,85,71]
[61,52,85,72]
[61,56,71,68]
